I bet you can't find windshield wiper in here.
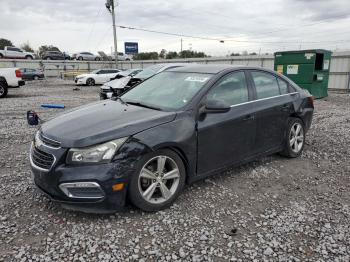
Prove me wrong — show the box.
[126,101,162,111]
[112,95,128,106]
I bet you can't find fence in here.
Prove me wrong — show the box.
[1,51,349,91]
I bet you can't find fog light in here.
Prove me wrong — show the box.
[112,183,125,191]
[59,182,105,199]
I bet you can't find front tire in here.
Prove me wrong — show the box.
[280,118,305,158]
[33,75,39,80]
[0,82,8,98]
[128,149,186,212]
[86,78,95,86]
[25,55,33,60]
[78,56,83,61]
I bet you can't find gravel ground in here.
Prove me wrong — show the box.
[0,79,349,261]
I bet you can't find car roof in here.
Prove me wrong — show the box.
[167,64,241,74]
[166,64,282,75]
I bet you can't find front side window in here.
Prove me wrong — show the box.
[251,71,280,99]
[122,72,212,110]
[206,71,249,106]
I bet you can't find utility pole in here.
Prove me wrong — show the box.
[106,0,118,68]
[180,38,183,53]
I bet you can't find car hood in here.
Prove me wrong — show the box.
[41,100,176,148]
[101,76,131,90]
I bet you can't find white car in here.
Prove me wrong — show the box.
[72,52,101,61]
[0,68,25,98]
[74,69,121,86]
[0,46,35,60]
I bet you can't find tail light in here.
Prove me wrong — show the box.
[307,96,314,108]
[15,69,22,78]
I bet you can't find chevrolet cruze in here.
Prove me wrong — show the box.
[30,64,314,213]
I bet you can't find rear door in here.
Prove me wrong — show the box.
[197,71,256,175]
[94,70,107,84]
[6,47,21,58]
[247,70,295,154]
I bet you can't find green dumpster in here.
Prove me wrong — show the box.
[274,49,331,98]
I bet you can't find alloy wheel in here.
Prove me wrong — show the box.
[289,123,304,153]
[138,155,180,204]
[86,79,95,86]
[0,86,4,96]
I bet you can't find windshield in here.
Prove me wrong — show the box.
[122,71,212,110]
[133,64,166,79]
[91,70,100,74]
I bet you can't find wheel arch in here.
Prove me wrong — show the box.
[0,77,8,86]
[152,144,191,184]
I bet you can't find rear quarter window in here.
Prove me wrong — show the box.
[251,71,280,99]
[277,78,289,94]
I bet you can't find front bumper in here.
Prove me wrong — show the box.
[74,78,85,85]
[100,89,112,100]
[30,142,134,212]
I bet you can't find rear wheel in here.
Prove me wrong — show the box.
[45,57,51,60]
[0,82,8,98]
[280,118,305,158]
[0,54,3,59]
[25,55,33,60]
[128,149,186,212]
[86,78,95,86]
[78,56,83,61]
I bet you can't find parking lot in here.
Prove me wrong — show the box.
[0,80,349,261]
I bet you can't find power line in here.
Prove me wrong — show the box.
[86,4,104,51]
[117,24,350,44]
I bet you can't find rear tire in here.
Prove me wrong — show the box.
[128,149,186,212]
[0,54,3,59]
[86,78,95,86]
[78,56,83,61]
[0,82,8,98]
[280,118,305,158]
[25,55,33,60]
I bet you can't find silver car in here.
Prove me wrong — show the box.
[73,52,101,61]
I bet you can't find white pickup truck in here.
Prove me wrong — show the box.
[0,46,35,60]
[0,68,25,98]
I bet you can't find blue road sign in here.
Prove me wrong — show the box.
[124,42,139,55]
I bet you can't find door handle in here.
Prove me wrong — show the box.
[281,104,291,111]
[243,114,255,121]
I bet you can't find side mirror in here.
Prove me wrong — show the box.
[202,99,231,114]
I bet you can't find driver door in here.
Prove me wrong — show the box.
[197,71,256,175]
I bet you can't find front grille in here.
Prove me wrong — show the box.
[31,146,55,170]
[39,133,61,148]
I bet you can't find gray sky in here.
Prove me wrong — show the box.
[1,0,350,56]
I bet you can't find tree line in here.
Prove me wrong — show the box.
[0,37,268,60]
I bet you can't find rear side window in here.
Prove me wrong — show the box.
[251,71,280,99]
[207,71,249,106]
[277,78,289,94]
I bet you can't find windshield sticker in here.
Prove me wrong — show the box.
[185,76,209,82]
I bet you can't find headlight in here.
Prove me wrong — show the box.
[66,137,128,164]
